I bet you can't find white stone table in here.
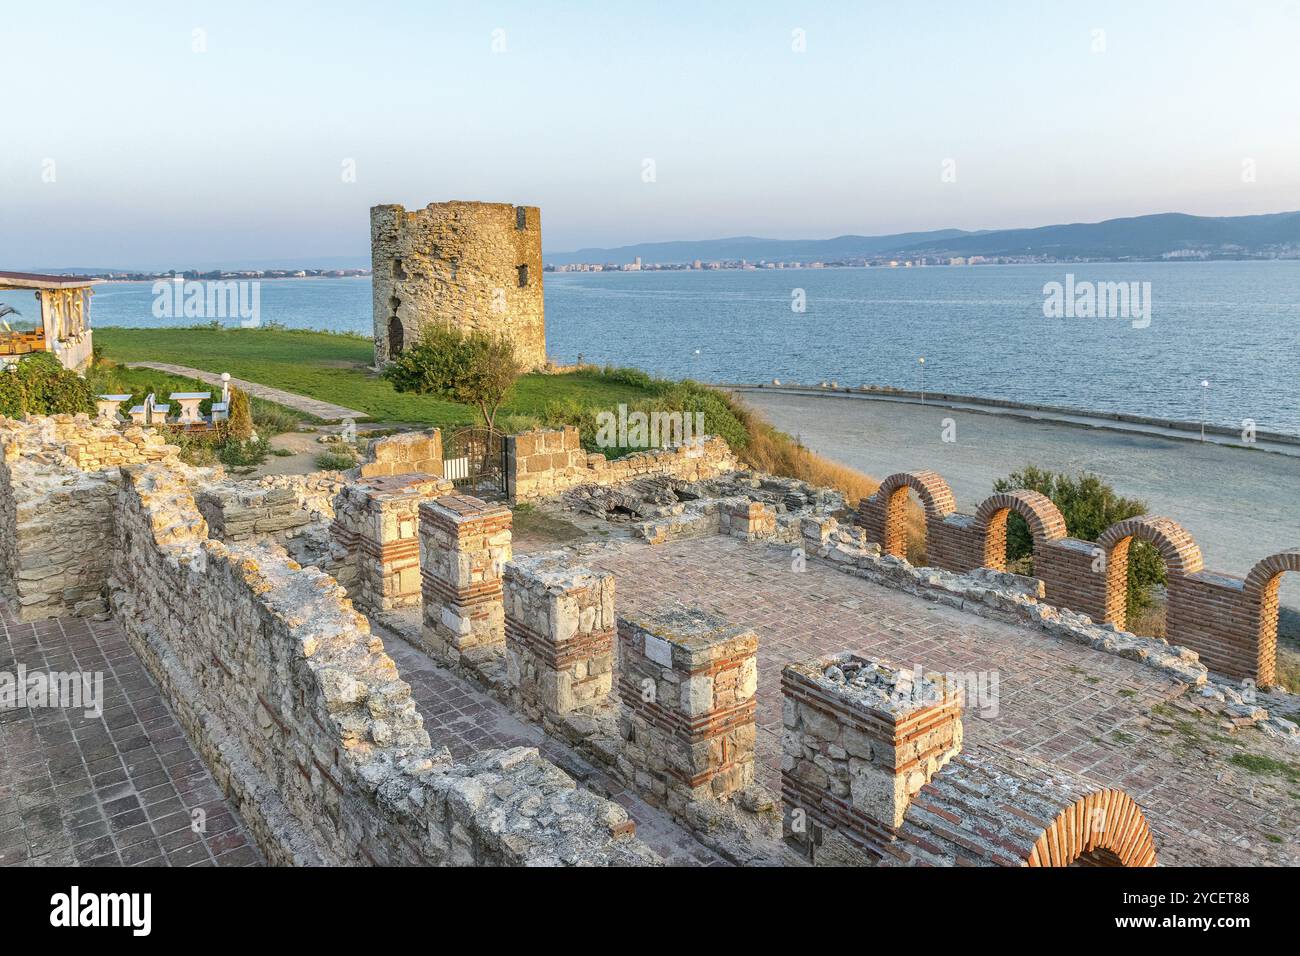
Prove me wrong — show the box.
[169,392,211,426]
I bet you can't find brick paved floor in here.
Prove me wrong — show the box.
[587,535,1300,866]
[381,631,727,866]
[0,609,263,867]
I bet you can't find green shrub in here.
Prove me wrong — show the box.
[0,353,95,417]
[250,398,302,435]
[226,386,254,441]
[993,467,1166,620]
[219,437,268,468]
[315,451,357,471]
[166,430,221,467]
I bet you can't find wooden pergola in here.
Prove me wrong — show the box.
[0,271,100,372]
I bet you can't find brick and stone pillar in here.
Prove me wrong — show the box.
[503,552,615,727]
[616,608,758,815]
[781,652,963,864]
[722,500,776,541]
[419,494,512,666]
[329,474,449,613]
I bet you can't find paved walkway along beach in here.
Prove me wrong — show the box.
[734,388,1300,608]
[127,362,366,422]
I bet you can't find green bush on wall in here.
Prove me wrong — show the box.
[0,353,95,418]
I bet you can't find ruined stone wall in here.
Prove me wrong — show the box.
[616,608,758,816]
[371,202,545,368]
[256,472,349,524]
[0,415,181,620]
[780,653,1158,867]
[197,484,312,543]
[108,464,656,867]
[419,494,513,668]
[507,427,737,501]
[1,414,179,471]
[329,474,452,614]
[358,429,443,480]
[0,459,117,619]
[890,746,1159,867]
[857,469,1285,685]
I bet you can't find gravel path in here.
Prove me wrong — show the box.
[127,362,366,422]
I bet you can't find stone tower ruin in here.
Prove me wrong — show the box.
[370,201,546,369]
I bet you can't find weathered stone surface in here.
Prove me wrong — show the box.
[617,607,759,817]
[358,428,444,479]
[782,654,963,863]
[371,202,545,369]
[504,551,615,723]
[419,494,513,667]
[508,427,737,502]
[330,473,452,613]
[0,414,189,620]
[103,463,657,866]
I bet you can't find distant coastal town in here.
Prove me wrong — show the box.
[547,254,1004,272]
[86,268,372,282]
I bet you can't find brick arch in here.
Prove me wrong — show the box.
[863,471,956,559]
[1096,515,1204,629]
[1240,549,1299,687]
[975,490,1068,571]
[1028,789,1158,867]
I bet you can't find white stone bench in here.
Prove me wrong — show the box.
[129,394,170,426]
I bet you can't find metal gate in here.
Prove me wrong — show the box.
[442,427,507,497]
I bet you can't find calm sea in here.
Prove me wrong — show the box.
[7,261,1298,435]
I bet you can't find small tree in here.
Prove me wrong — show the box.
[993,466,1166,620]
[226,385,254,441]
[384,324,521,433]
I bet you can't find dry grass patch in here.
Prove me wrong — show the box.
[1275,646,1300,695]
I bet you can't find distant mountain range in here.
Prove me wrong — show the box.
[24,210,1300,275]
[543,211,1300,265]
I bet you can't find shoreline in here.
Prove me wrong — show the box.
[726,383,1300,457]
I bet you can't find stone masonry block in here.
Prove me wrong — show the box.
[617,607,758,815]
[781,652,963,863]
[504,551,616,721]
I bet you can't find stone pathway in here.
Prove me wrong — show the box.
[0,608,262,867]
[587,535,1300,867]
[379,628,727,866]
[126,362,366,422]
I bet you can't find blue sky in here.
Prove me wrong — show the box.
[3,0,1299,267]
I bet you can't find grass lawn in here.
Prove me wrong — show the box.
[94,326,660,427]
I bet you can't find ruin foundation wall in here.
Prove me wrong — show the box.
[0,415,182,620]
[507,426,737,501]
[107,464,657,866]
